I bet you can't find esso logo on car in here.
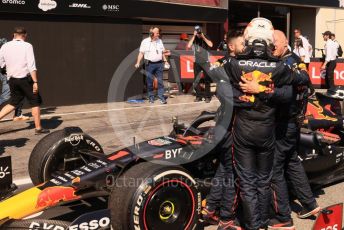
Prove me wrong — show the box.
[68,217,110,230]
[29,222,65,230]
[321,224,338,230]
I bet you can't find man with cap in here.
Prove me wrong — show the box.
[175,33,190,50]
[322,31,338,89]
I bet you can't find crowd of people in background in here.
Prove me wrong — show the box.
[134,25,342,105]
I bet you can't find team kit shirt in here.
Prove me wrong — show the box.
[139,37,165,62]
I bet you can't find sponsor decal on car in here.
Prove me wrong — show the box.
[38,0,57,11]
[85,139,102,152]
[108,150,129,161]
[36,186,80,209]
[165,148,182,159]
[69,217,110,230]
[148,138,172,146]
[64,134,84,146]
[29,222,65,230]
[0,166,10,180]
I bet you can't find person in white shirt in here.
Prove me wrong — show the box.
[293,38,307,63]
[0,37,29,122]
[331,33,340,57]
[0,27,49,134]
[294,28,311,67]
[135,27,168,104]
[321,31,338,89]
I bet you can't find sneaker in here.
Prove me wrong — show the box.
[160,99,167,104]
[149,99,154,104]
[35,128,50,135]
[217,220,242,230]
[205,98,211,103]
[201,206,219,225]
[268,218,295,230]
[297,206,321,219]
[194,97,202,102]
[13,115,30,121]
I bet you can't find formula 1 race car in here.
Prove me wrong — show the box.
[0,91,344,230]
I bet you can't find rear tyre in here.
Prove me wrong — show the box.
[29,127,103,185]
[109,162,200,230]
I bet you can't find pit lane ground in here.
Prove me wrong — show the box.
[0,94,343,229]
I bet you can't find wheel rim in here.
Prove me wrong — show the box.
[43,144,94,181]
[143,180,195,230]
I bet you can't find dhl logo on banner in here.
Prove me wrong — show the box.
[309,62,344,87]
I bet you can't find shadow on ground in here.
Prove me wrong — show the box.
[0,116,63,135]
[0,138,29,155]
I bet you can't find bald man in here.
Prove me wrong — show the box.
[244,30,319,229]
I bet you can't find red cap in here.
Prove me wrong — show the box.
[180,33,189,40]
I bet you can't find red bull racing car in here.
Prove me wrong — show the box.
[0,91,344,230]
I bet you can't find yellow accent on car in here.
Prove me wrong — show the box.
[0,187,43,221]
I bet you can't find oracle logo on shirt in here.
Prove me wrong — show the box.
[1,0,25,5]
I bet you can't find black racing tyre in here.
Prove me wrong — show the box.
[109,162,200,230]
[0,219,70,230]
[29,127,104,185]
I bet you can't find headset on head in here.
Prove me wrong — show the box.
[149,27,161,38]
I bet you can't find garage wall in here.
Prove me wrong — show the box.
[0,14,143,106]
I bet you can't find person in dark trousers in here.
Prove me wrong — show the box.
[135,27,168,104]
[202,30,245,230]
[241,30,320,229]
[271,31,320,224]
[321,31,337,89]
[0,27,49,134]
[223,18,311,230]
[217,33,228,51]
[187,25,213,103]
[0,38,28,121]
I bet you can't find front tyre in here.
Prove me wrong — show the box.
[29,127,103,185]
[109,162,200,230]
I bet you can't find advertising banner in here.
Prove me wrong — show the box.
[0,0,132,17]
[173,51,344,87]
[232,0,344,8]
[0,0,227,22]
[309,59,344,88]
